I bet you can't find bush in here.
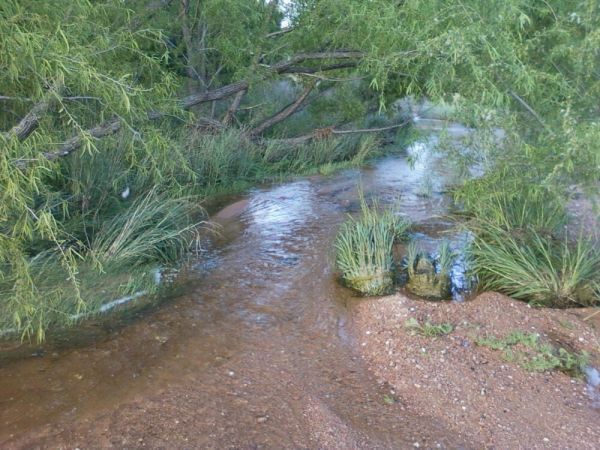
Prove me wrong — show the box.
[335,197,410,295]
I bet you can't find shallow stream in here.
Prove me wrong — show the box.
[0,132,473,447]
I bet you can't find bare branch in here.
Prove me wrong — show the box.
[281,62,359,75]
[271,51,364,74]
[510,91,551,132]
[222,89,246,126]
[180,51,362,109]
[267,120,412,146]
[181,80,249,109]
[43,118,122,161]
[266,28,294,38]
[249,81,316,137]
[331,119,412,135]
[2,99,52,141]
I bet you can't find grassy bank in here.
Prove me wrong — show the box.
[455,176,600,308]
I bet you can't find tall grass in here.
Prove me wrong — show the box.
[0,188,204,341]
[2,124,388,341]
[91,188,203,266]
[454,176,600,307]
[470,222,600,307]
[335,198,410,295]
[455,177,567,233]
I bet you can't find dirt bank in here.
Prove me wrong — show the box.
[350,292,600,449]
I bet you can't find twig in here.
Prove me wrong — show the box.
[509,91,552,133]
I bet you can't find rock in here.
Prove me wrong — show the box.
[406,254,451,299]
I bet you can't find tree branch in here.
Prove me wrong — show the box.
[271,51,364,74]
[266,27,294,38]
[222,88,246,126]
[509,91,551,133]
[281,61,359,74]
[267,119,412,146]
[249,81,316,137]
[180,51,362,109]
[331,119,412,135]
[42,118,122,162]
[2,99,52,141]
[181,80,249,109]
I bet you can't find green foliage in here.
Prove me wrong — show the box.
[0,256,160,343]
[405,317,454,337]
[2,0,600,340]
[458,175,598,307]
[335,198,410,295]
[455,178,568,234]
[470,223,600,307]
[437,240,454,276]
[91,189,203,267]
[476,330,591,376]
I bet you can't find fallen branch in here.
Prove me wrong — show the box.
[182,51,363,109]
[270,51,364,74]
[331,119,412,135]
[249,81,316,137]
[269,119,412,146]
[2,99,52,141]
[510,91,552,133]
[181,80,249,109]
[43,118,122,161]
[266,27,294,38]
[222,88,246,126]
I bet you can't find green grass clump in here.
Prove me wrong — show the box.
[91,188,203,266]
[405,317,454,337]
[335,198,410,295]
[404,240,454,299]
[437,240,454,276]
[470,224,600,307]
[476,330,590,376]
[456,178,599,308]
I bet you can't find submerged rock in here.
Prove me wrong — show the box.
[345,271,394,296]
[406,254,451,300]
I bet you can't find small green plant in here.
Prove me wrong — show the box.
[405,317,454,337]
[383,394,397,405]
[404,240,453,299]
[476,330,590,376]
[335,196,410,295]
[405,240,422,278]
[437,240,454,276]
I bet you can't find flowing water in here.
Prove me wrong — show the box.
[0,134,474,448]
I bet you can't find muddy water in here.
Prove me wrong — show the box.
[0,136,471,448]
